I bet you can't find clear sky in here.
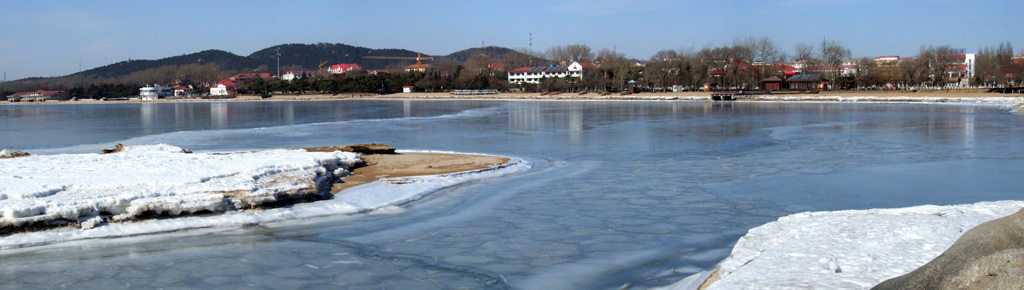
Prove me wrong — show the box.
[1,0,1020,80]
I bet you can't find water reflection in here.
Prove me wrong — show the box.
[140,103,157,133]
[211,102,228,129]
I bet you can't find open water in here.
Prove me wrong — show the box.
[2,100,1024,289]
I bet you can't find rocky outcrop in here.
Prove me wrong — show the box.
[873,208,1024,289]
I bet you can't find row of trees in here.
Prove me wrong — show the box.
[4,40,1022,99]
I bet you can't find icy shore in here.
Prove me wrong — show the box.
[0,145,528,249]
[660,201,1024,289]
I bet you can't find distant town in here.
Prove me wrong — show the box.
[3,40,1023,102]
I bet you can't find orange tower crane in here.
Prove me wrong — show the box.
[362,52,434,70]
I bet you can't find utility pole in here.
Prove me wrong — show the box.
[275,48,281,78]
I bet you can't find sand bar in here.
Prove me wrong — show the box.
[332,152,510,193]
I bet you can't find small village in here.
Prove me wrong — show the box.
[4,44,1024,102]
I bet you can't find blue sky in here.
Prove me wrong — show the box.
[1,0,1020,80]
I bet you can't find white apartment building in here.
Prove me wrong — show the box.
[508,62,589,84]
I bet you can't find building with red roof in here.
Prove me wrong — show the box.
[7,90,66,102]
[210,80,237,96]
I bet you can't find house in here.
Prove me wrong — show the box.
[328,63,362,74]
[210,80,237,96]
[752,64,801,77]
[7,90,66,102]
[281,70,321,81]
[761,76,784,91]
[139,84,173,100]
[174,86,194,98]
[940,48,975,79]
[785,74,826,90]
[507,61,592,84]
[402,86,414,93]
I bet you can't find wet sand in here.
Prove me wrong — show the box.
[331,153,510,193]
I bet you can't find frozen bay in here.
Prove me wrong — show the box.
[3,100,1024,289]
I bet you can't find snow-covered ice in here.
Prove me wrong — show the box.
[0,149,29,158]
[661,200,1024,290]
[0,144,528,249]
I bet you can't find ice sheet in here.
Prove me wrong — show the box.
[0,145,529,249]
[663,200,1024,289]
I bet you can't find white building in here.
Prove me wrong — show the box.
[139,84,173,100]
[281,70,321,81]
[508,62,592,84]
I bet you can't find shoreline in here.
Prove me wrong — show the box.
[4,89,1024,105]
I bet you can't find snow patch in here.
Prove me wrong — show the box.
[683,201,1024,289]
[0,145,529,249]
[0,144,361,231]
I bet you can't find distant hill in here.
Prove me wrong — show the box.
[16,43,547,85]
[249,43,423,71]
[72,43,449,80]
[439,46,522,62]
[78,49,258,79]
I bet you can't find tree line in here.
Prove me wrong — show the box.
[4,39,1022,100]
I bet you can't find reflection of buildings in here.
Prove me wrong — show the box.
[283,102,294,123]
[507,104,583,132]
[211,102,228,129]
[508,103,585,146]
[140,103,157,132]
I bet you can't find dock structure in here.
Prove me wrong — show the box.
[710,93,735,101]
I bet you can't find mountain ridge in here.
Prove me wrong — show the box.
[67,43,530,80]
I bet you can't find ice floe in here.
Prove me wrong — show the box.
[0,145,528,249]
[662,200,1024,289]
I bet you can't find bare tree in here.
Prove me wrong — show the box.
[795,42,816,71]
[747,37,784,79]
[649,49,680,62]
[545,44,594,63]
[975,42,1016,86]
[818,38,852,89]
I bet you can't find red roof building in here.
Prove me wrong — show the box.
[488,63,507,71]
[7,90,66,102]
[211,80,237,96]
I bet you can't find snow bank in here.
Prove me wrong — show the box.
[0,146,529,249]
[0,149,29,158]
[683,201,1024,289]
[0,144,360,230]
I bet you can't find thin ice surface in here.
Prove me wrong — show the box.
[687,201,1024,289]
